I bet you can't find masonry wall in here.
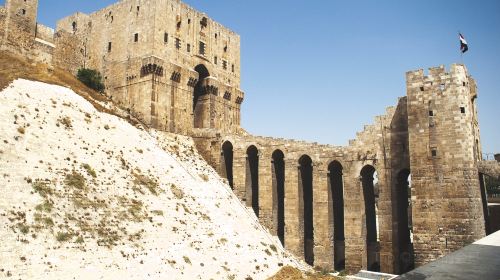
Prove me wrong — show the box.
[0,0,490,275]
[54,0,244,136]
[406,64,486,267]
[1,0,38,55]
[0,6,6,42]
[35,23,54,43]
[192,95,408,274]
[0,0,54,64]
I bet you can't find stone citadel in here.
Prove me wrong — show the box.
[1,0,498,275]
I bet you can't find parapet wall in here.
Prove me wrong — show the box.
[35,23,54,43]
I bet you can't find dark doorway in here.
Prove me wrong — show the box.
[193,64,210,128]
[479,173,491,235]
[396,169,414,273]
[272,150,285,246]
[246,145,259,217]
[221,141,234,189]
[328,161,345,271]
[299,155,314,266]
[361,165,379,272]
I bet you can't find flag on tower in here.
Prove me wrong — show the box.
[459,33,469,53]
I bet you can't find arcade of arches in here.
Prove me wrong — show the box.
[201,135,418,274]
[191,67,488,274]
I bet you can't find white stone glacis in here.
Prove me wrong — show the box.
[0,79,301,280]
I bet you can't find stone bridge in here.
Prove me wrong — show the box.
[192,65,489,275]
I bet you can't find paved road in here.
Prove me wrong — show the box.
[396,230,500,280]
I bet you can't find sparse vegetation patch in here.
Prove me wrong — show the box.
[57,116,73,129]
[82,163,97,178]
[132,170,161,195]
[64,171,86,190]
[77,68,105,93]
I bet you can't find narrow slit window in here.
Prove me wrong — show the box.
[134,33,139,42]
[187,43,191,52]
[214,56,218,65]
[164,33,168,43]
[222,60,227,70]
[108,42,112,52]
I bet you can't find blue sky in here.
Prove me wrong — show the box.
[2,0,499,154]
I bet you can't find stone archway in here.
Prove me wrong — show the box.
[361,165,380,272]
[395,169,414,273]
[193,64,210,128]
[272,149,285,246]
[299,155,314,266]
[221,141,234,189]
[246,145,259,217]
[328,161,345,271]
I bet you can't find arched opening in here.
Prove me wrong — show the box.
[246,145,259,217]
[272,150,285,246]
[361,165,380,272]
[221,141,234,189]
[193,64,210,128]
[299,155,314,266]
[396,169,414,273]
[328,161,345,271]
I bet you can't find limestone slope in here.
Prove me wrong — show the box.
[0,79,300,280]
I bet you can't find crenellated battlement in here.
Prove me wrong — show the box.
[406,64,470,90]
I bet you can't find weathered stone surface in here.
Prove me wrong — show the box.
[478,161,500,179]
[0,0,491,276]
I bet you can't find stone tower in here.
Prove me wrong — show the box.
[5,0,38,34]
[2,0,38,52]
[406,64,486,267]
[55,0,244,135]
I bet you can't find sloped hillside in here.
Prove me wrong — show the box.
[0,79,304,279]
